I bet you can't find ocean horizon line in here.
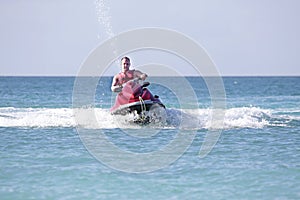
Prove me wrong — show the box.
[1,75,300,78]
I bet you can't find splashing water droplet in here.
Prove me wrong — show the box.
[94,0,119,66]
[95,0,114,39]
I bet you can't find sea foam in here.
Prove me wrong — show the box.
[0,107,294,129]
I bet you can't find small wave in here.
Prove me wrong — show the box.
[0,107,297,129]
[224,107,272,129]
[0,107,75,128]
[167,107,273,129]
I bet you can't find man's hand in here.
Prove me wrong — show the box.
[111,85,123,93]
[140,73,147,81]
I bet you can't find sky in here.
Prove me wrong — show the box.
[0,0,299,76]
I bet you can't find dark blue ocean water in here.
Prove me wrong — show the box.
[0,76,299,199]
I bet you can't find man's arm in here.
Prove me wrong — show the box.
[134,70,148,80]
[111,75,122,92]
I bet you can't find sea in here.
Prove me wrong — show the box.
[0,76,299,199]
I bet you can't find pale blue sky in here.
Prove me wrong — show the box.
[0,0,299,76]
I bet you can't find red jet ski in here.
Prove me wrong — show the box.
[110,79,165,123]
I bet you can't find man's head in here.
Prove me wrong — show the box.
[121,56,131,72]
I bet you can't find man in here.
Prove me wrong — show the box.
[111,56,147,92]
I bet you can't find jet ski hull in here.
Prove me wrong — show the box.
[111,100,165,115]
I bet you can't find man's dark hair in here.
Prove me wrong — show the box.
[121,56,130,62]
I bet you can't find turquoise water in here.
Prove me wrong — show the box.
[0,77,299,199]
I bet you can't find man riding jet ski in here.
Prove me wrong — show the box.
[110,56,165,123]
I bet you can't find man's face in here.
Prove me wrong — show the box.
[121,59,130,72]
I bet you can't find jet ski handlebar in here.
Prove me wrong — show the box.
[112,78,150,93]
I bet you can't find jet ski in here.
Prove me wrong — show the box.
[110,78,166,124]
